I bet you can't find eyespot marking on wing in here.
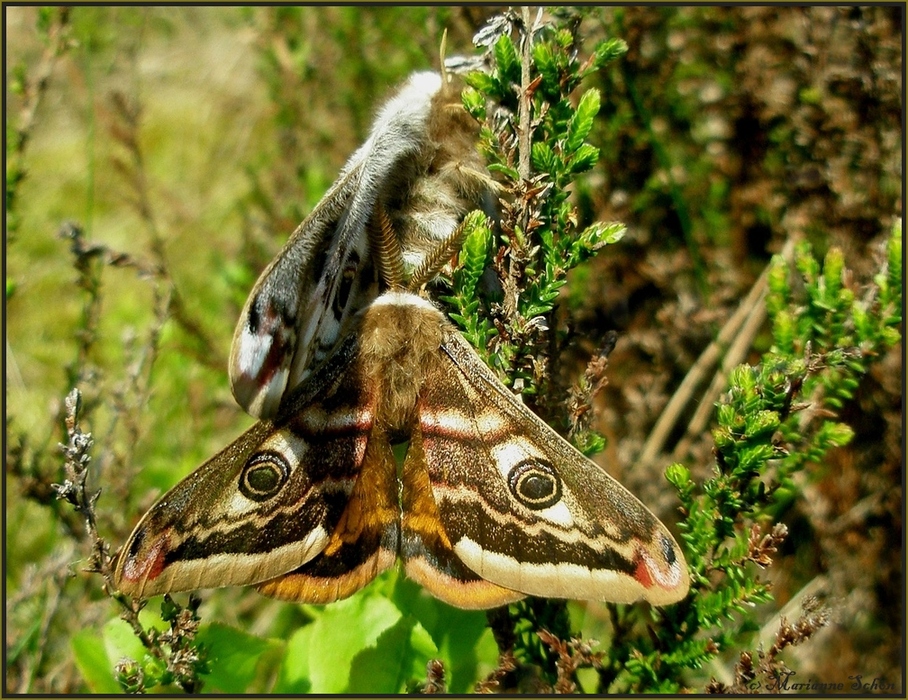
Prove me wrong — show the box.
[239,452,290,502]
[507,459,562,510]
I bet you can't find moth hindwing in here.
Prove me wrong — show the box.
[117,296,690,609]
[229,70,493,419]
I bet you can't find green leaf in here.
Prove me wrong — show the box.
[196,622,275,693]
[584,221,627,247]
[274,625,313,693]
[573,429,606,457]
[822,247,845,300]
[737,443,774,472]
[461,86,486,120]
[533,41,559,93]
[347,614,437,693]
[390,576,493,693]
[304,590,414,693]
[883,222,902,320]
[818,421,855,448]
[766,256,790,317]
[665,463,691,490]
[463,71,496,96]
[715,409,736,436]
[487,162,520,181]
[743,409,780,439]
[587,37,628,75]
[72,628,121,694]
[553,27,573,49]
[568,142,600,174]
[531,141,557,174]
[493,33,521,86]
[565,89,600,152]
[101,617,147,670]
[772,308,797,355]
[796,241,820,283]
[457,211,491,297]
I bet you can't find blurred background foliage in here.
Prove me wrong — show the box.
[5,5,902,693]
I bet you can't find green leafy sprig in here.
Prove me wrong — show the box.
[609,224,903,692]
[445,18,627,402]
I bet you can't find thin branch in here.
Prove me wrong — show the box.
[52,388,208,692]
[516,7,536,181]
[671,279,769,462]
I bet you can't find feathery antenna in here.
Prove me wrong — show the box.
[369,203,407,289]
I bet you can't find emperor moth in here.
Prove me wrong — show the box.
[117,204,689,610]
[230,70,492,419]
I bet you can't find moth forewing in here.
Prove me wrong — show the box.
[229,166,374,419]
[412,321,690,606]
[115,336,368,599]
[229,70,493,419]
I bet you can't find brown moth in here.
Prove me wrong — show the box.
[116,219,690,610]
[230,70,492,419]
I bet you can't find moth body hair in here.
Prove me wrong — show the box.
[341,71,442,195]
[359,293,444,434]
[383,74,496,279]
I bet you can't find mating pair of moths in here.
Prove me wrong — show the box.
[114,71,690,609]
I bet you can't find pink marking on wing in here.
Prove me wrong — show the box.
[121,532,168,583]
[635,546,684,590]
[634,550,655,589]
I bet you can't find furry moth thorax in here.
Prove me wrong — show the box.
[359,293,444,434]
